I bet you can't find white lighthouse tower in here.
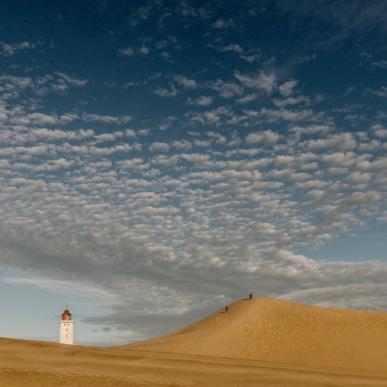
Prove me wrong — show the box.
[59,307,74,345]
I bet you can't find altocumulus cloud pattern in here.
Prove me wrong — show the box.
[0,0,386,342]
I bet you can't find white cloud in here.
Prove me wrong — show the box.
[139,45,150,55]
[207,79,243,98]
[152,85,179,97]
[279,80,298,97]
[220,43,244,53]
[0,41,35,56]
[290,124,331,136]
[346,191,382,205]
[82,113,131,124]
[307,133,357,150]
[138,128,151,136]
[234,70,277,94]
[125,129,137,137]
[27,112,58,125]
[187,95,213,106]
[172,140,192,150]
[240,53,261,63]
[173,75,197,89]
[118,46,134,56]
[273,95,310,108]
[371,124,387,138]
[236,93,257,104]
[371,86,387,97]
[55,72,88,87]
[212,18,235,29]
[246,129,280,144]
[149,142,170,152]
[0,72,87,98]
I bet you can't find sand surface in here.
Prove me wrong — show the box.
[1,297,387,386]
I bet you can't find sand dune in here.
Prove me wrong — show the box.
[129,297,387,371]
[1,297,387,386]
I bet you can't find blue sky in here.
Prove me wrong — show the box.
[0,0,386,344]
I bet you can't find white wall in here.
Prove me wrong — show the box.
[59,320,74,345]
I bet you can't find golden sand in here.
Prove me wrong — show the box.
[1,297,387,386]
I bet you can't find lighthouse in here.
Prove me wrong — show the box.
[59,307,74,345]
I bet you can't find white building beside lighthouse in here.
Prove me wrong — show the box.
[59,307,74,345]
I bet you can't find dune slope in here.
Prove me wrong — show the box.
[128,297,387,371]
[2,337,387,387]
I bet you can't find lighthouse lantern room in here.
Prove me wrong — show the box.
[59,307,74,345]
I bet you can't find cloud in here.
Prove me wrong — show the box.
[173,75,197,89]
[27,112,59,126]
[234,71,277,94]
[2,276,111,298]
[152,85,179,97]
[139,45,150,55]
[243,107,317,123]
[240,53,261,63]
[371,124,387,138]
[207,79,243,98]
[81,113,131,124]
[0,72,87,98]
[0,41,35,56]
[306,133,357,150]
[172,140,192,150]
[118,46,134,56]
[149,142,170,152]
[371,59,387,69]
[279,80,298,97]
[290,124,331,136]
[219,43,244,53]
[371,86,387,98]
[55,72,88,87]
[212,18,235,29]
[236,93,257,104]
[272,95,310,108]
[187,95,213,106]
[245,129,280,144]
[138,128,151,136]
[345,191,382,205]
[277,0,387,45]
[160,51,172,61]
[128,4,156,25]
[282,284,387,310]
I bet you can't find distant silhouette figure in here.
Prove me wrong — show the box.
[249,293,253,300]
[225,306,228,312]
